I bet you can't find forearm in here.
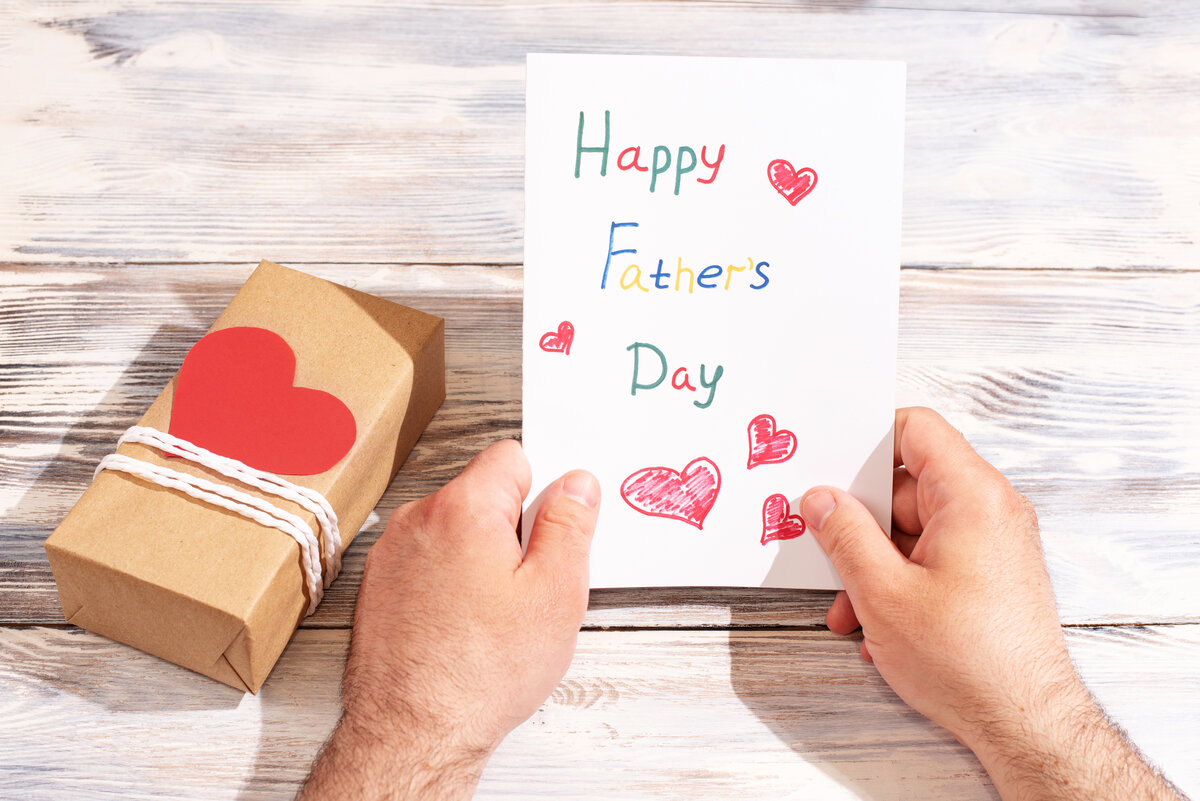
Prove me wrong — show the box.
[297,713,490,801]
[966,680,1186,801]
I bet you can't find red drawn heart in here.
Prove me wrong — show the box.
[539,321,575,355]
[620,456,721,530]
[169,326,357,475]
[767,160,818,206]
[747,413,797,469]
[761,494,806,545]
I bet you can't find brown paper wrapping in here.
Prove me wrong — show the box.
[45,260,445,692]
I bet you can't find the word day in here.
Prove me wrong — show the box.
[627,342,725,410]
[575,111,726,195]
[601,222,771,293]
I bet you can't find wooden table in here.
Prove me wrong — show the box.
[2,2,1198,798]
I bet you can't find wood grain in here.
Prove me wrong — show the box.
[2,2,1197,268]
[3,264,1198,628]
[4,2,1199,799]
[0,624,1196,800]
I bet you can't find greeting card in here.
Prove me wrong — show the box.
[522,55,904,589]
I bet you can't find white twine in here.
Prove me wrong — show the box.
[93,426,343,616]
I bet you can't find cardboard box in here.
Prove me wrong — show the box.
[45,260,445,692]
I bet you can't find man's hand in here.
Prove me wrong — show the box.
[299,440,600,801]
[801,407,1185,801]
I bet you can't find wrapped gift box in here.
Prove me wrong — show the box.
[45,260,445,692]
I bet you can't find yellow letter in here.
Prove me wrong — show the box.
[621,264,650,292]
[724,260,747,290]
[674,258,694,294]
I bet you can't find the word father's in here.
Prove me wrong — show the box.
[575,111,726,195]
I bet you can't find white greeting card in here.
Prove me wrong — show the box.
[522,55,904,589]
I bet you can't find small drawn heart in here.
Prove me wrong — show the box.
[767,160,818,206]
[539,321,575,355]
[761,494,806,545]
[747,413,797,469]
[621,456,721,530]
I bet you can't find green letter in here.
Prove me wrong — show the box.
[649,146,671,193]
[695,364,724,409]
[674,146,697,195]
[628,342,668,395]
[575,110,611,178]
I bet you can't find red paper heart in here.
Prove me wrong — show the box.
[747,413,797,469]
[169,326,356,475]
[539,321,575,355]
[761,494,806,545]
[767,160,818,206]
[620,456,721,530]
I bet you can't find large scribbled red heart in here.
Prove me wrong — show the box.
[761,494,806,545]
[620,457,721,530]
[539,321,575,355]
[767,160,818,206]
[169,326,356,475]
[747,413,797,469]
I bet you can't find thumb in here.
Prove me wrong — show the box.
[801,487,905,599]
[521,471,601,593]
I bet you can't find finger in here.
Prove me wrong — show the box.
[860,640,873,663]
[436,439,531,534]
[801,487,907,605]
[893,407,1006,513]
[520,471,601,606]
[892,466,921,536]
[892,531,920,560]
[894,407,987,481]
[826,591,860,635]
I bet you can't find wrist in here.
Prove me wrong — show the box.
[353,710,492,794]
[959,677,1181,801]
[299,708,494,801]
[958,674,1097,772]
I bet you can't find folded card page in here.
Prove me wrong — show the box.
[522,55,904,589]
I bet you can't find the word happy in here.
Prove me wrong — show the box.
[575,111,726,195]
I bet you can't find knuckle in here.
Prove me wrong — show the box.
[822,517,872,574]
[910,406,942,425]
[911,406,952,435]
[1017,492,1040,528]
[420,483,462,527]
[538,500,588,538]
[387,499,419,530]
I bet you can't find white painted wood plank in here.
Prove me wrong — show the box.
[1,2,1197,268]
[0,625,1195,800]
[3,265,1198,626]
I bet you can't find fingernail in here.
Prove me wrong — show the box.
[802,490,837,530]
[562,471,600,510]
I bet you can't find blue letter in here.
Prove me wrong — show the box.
[649,259,671,289]
[750,260,770,290]
[697,264,723,289]
[601,221,639,289]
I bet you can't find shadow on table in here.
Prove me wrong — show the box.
[726,425,995,801]
[235,631,346,801]
[725,603,997,800]
[5,313,211,625]
[4,315,263,711]
[4,315,246,705]
[4,310,350,796]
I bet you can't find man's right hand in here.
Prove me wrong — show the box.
[801,407,1186,801]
